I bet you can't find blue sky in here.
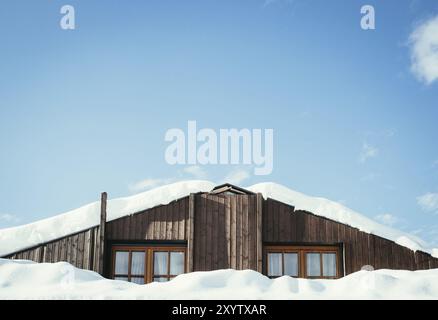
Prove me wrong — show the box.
[0,1,438,246]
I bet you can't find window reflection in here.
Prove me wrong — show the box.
[131,251,145,275]
[268,253,282,277]
[322,253,337,277]
[170,252,185,275]
[154,252,168,275]
[115,251,129,274]
[306,253,321,277]
[284,253,298,277]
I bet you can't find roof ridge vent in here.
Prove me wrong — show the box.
[210,183,255,195]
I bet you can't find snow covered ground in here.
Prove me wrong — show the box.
[0,180,437,258]
[0,259,437,300]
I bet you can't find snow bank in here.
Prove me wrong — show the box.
[0,259,437,300]
[0,180,436,258]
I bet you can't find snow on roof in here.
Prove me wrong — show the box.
[0,180,437,258]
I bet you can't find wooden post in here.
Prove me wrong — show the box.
[256,193,263,273]
[187,193,196,272]
[98,192,107,275]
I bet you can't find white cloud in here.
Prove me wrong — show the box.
[359,143,379,163]
[222,169,251,185]
[128,166,209,193]
[182,166,207,179]
[0,213,21,228]
[374,213,399,227]
[417,192,438,214]
[409,15,438,85]
[410,224,438,247]
[0,213,20,224]
[129,178,175,192]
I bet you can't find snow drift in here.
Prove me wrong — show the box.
[0,259,437,300]
[0,180,437,258]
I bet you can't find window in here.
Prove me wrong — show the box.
[267,252,299,278]
[266,246,340,279]
[153,251,185,282]
[113,250,145,283]
[111,245,186,284]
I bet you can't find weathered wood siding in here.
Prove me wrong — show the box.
[192,193,263,272]
[262,198,438,274]
[4,226,100,272]
[105,197,189,241]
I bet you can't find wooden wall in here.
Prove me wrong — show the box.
[4,226,101,272]
[105,197,189,241]
[192,193,263,272]
[262,198,438,274]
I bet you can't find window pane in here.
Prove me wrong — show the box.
[153,277,169,282]
[115,251,129,274]
[131,251,145,275]
[322,253,337,277]
[154,252,168,276]
[306,253,321,277]
[130,277,145,285]
[170,252,185,275]
[284,253,298,277]
[268,253,282,277]
[114,276,128,282]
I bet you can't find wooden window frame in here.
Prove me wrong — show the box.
[152,250,186,282]
[265,245,341,279]
[111,245,186,284]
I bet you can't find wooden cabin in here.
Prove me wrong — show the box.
[3,183,438,284]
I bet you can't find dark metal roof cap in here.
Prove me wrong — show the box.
[210,183,256,195]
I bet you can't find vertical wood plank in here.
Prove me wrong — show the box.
[242,196,249,269]
[230,195,237,269]
[77,231,85,269]
[171,201,178,240]
[194,194,202,271]
[200,195,207,271]
[146,208,154,240]
[166,201,173,240]
[179,198,186,240]
[159,206,166,240]
[153,208,160,239]
[256,193,263,273]
[98,192,107,274]
[187,194,195,272]
[141,210,148,240]
[206,195,213,270]
[83,230,91,269]
[236,196,242,269]
[212,196,219,270]
[247,196,254,269]
[224,195,231,268]
[52,240,59,263]
[218,195,226,269]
